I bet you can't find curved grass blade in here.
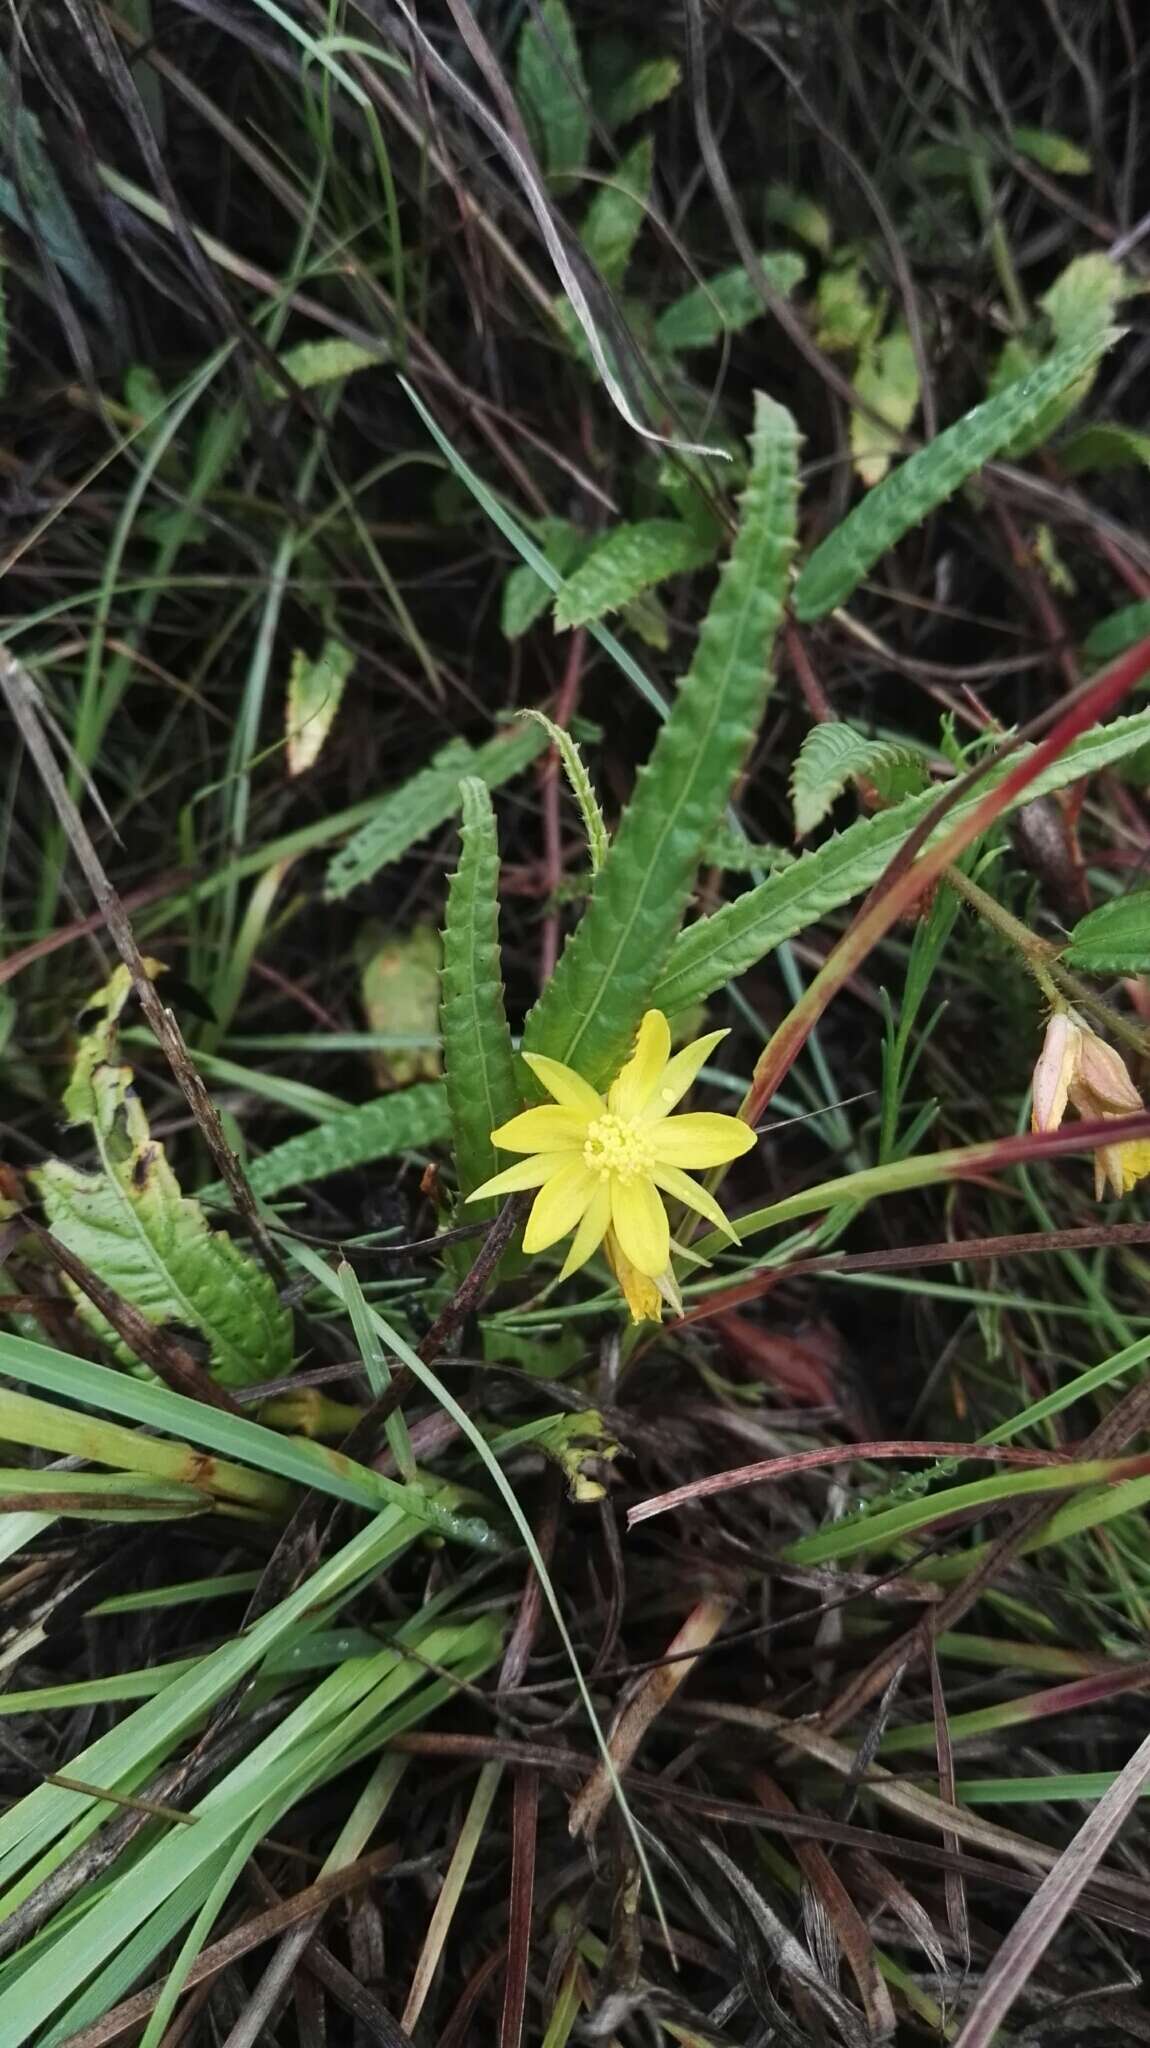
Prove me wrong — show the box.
[441,779,521,1207]
[653,705,1150,1017]
[524,393,800,1087]
[793,329,1121,620]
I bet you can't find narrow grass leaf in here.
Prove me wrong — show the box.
[525,392,800,1087]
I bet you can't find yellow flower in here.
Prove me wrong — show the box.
[469,1010,756,1320]
[1031,1009,1150,1200]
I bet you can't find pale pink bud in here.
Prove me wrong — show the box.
[1030,1012,1081,1132]
[1069,1026,1143,1120]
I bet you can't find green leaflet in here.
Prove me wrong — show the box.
[1063,893,1150,976]
[523,394,800,1088]
[580,135,652,286]
[1083,601,1150,668]
[653,707,1150,1016]
[258,338,386,398]
[325,722,546,899]
[791,723,928,838]
[199,1084,451,1204]
[793,329,1121,620]
[655,252,806,353]
[553,518,715,629]
[516,0,589,185]
[34,1066,292,1390]
[1011,125,1091,175]
[600,56,680,131]
[440,780,521,1207]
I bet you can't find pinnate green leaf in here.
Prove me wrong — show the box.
[1063,893,1150,975]
[791,723,928,838]
[200,1084,451,1204]
[441,780,521,1206]
[524,393,800,1087]
[553,519,715,630]
[326,723,546,899]
[793,329,1120,621]
[655,253,806,353]
[653,706,1150,1015]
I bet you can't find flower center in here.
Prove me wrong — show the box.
[582,1111,654,1184]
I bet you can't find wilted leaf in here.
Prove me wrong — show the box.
[655,252,806,353]
[286,638,354,776]
[358,923,442,1089]
[35,966,291,1387]
[851,324,920,485]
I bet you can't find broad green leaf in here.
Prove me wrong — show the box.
[516,0,589,185]
[521,709,608,871]
[814,256,879,353]
[791,723,928,838]
[653,707,1150,1015]
[1059,422,1150,475]
[325,723,546,899]
[524,394,800,1087]
[764,182,832,255]
[600,56,680,130]
[655,252,806,353]
[1083,602,1150,667]
[286,637,354,776]
[199,1084,450,1204]
[260,337,386,397]
[0,55,116,326]
[441,779,521,1206]
[358,924,441,1088]
[851,325,920,485]
[34,1066,292,1388]
[553,518,715,629]
[501,519,588,640]
[1062,893,1150,975]
[581,136,652,286]
[793,330,1120,620]
[1011,126,1091,175]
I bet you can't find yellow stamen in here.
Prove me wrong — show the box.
[582,1112,655,1184]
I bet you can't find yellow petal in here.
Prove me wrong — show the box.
[520,1051,604,1116]
[468,1152,574,1202]
[523,1159,598,1253]
[557,1181,612,1279]
[649,1161,739,1241]
[490,1105,587,1153]
[639,1027,729,1121]
[649,1110,756,1169]
[608,1010,672,1119]
[604,1229,663,1323]
[1096,1138,1150,1199]
[609,1173,669,1277]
